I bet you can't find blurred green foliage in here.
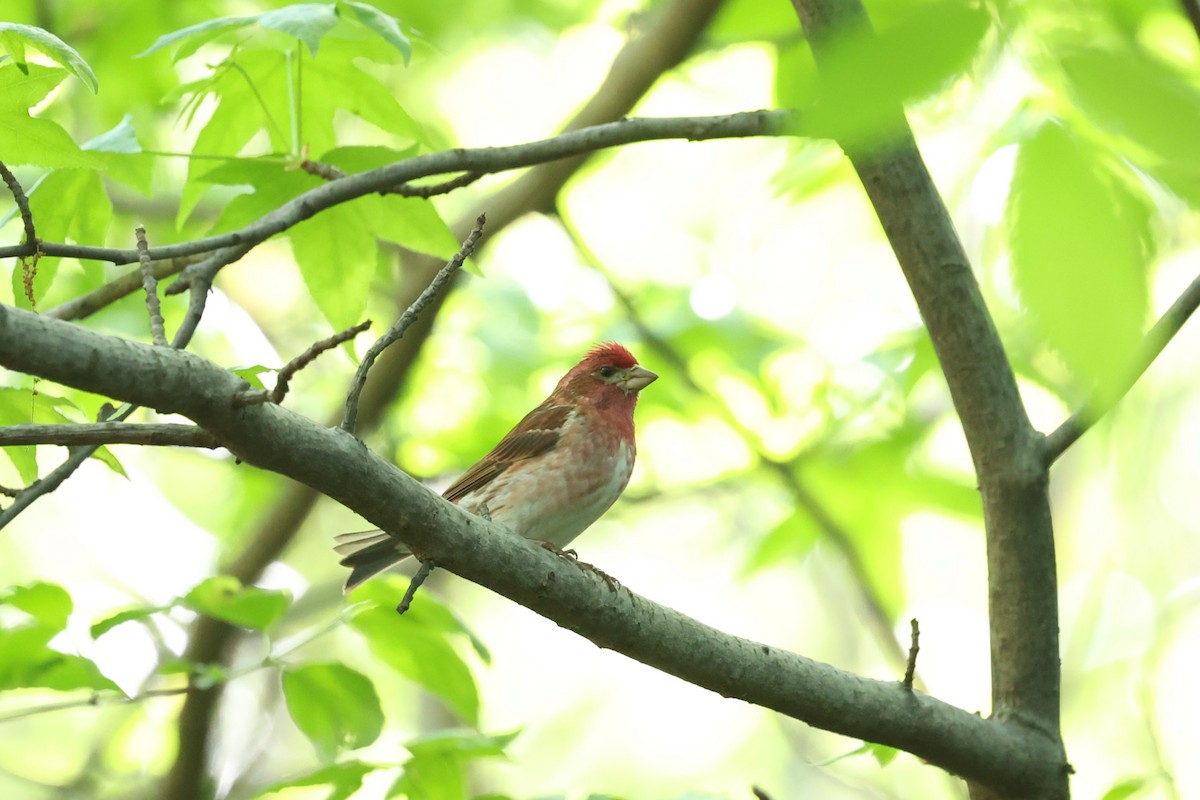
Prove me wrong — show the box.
[0,0,1196,798]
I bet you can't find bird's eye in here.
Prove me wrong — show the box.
[597,365,618,379]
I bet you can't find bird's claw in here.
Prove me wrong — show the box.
[535,541,620,592]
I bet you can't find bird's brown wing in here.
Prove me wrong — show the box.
[442,403,572,503]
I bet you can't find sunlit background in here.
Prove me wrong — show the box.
[2,0,1200,799]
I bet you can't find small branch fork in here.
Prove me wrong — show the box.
[297,153,483,198]
[342,212,488,434]
[232,320,373,408]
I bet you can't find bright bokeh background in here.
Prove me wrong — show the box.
[2,0,1200,799]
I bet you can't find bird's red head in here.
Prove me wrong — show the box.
[552,343,657,407]
[582,342,638,370]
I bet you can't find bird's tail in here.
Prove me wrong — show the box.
[334,529,411,593]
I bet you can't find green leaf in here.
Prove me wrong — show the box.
[0,624,118,693]
[348,588,480,724]
[1100,777,1148,800]
[182,576,292,630]
[139,5,341,60]
[91,605,170,639]
[741,508,820,576]
[0,113,102,169]
[282,663,384,761]
[137,15,260,59]
[230,364,275,390]
[0,582,72,630]
[83,115,153,194]
[391,730,518,800]
[804,1,989,145]
[177,51,294,225]
[339,1,412,63]
[251,760,375,800]
[1008,121,1149,388]
[1058,47,1200,200]
[0,389,38,483]
[0,23,98,93]
[289,202,377,331]
[0,62,68,112]
[259,4,339,56]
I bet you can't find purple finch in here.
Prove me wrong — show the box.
[336,343,657,591]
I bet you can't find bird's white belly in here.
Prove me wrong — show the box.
[464,439,634,548]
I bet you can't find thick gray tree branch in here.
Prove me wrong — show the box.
[788,1,1066,798]
[0,303,1063,794]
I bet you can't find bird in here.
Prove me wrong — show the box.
[335,342,657,592]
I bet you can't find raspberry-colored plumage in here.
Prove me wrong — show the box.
[336,343,657,591]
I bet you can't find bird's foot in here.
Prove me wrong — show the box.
[535,540,620,591]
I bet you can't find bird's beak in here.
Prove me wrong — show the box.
[620,365,658,393]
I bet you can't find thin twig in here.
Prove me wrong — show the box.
[342,213,488,434]
[1043,269,1200,465]
[0,687,192,725]
[388,171,483,198]
[0,423,220,449]
[0,111,798,269]
[273,320,372,403]
[396,559,437,614]
[232,320,373,407]
[0,160,36,246]
[136,225,169,347]
[903,618,920,691]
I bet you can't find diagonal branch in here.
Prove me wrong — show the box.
[0,303,1066,796]
[1043,270,1200,465]
[342,214,486,433]
[0,112,800,272]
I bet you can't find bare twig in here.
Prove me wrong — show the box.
[136,226,169,347]
[341,213,487,434]
[0,160,36,246]
[1043,269,1200,465]
[273,320,373,403]
[300,156,483,198]
[396,559,437,614]
[233,320,373,407]
[0,423,220,449]
[0,111,798,271]
[389,171,484,198]
[0,687,192,725]
[904,618,920,691]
